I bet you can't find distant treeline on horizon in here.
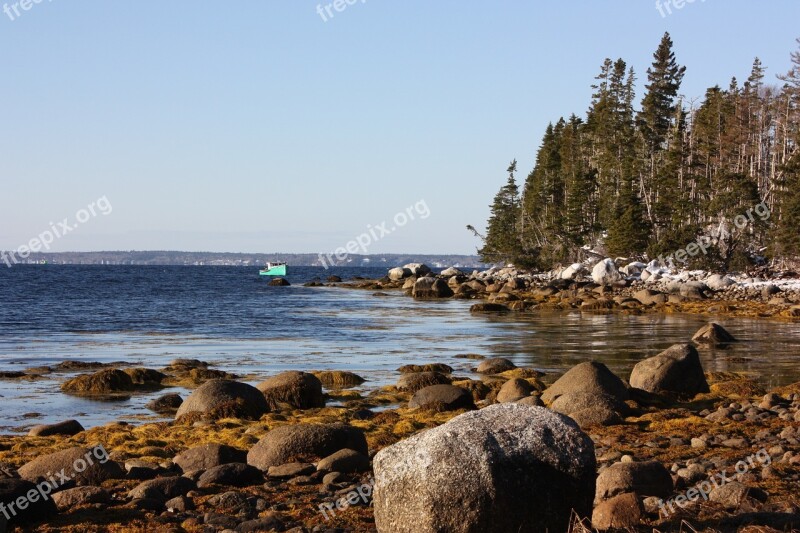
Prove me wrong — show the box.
[0,251,488,269]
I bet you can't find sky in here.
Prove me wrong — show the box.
[1,1,799,256]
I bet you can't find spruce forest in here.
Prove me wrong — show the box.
[478,33,800,272]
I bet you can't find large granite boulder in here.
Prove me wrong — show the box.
[592,259,622,286]
[373,404,596,533]
[496,378,535,403]
[388,267,411,281]
[541,361,629,405]
[403,263,431,276]
[28,420,84,438]
[692,323,737,345]
[706,274,735,290]
[173,444,247,473]
[256,371,325,410]
[396,371,451,393]
[18,446,123,487]
[175,380,269,420]
[541,361,629,429]
[312,370,365,388]
[51,486,110,511]
[196,463,263,488]
[128,476,196,501]
[412,277,454,299]
[595,461,673,503]
[629,344,709,397]
[0,478,58,526]
[476,358,517,375]
[61,369,134,394]
[247,424,367,470]
[408,385,476,412]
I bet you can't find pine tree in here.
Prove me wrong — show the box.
[562,115,595,242]
[480,161,523,264]
[473,36,800,269]
[772,152,800,258]
[637,33,686,238]
[772,39,800,259]
[638,33,686,151]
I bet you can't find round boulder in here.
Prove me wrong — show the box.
[28,419,84,438]
[706,274,735,290]
[396,371,451,393]
[316,448,371,473]
[469,303,510,314]
[476,358,517,375]
[247,423,367,470]
[440,267,463,277]
[0,478,58,526]
[592,492,644,530]
[408,385,476,412]
[173,444,247,473]
[256,371,325,410]
[312,370,365,388]
[397,364,453,374]
[146,393,183,414]
[18,446,123,487]
[388,267,411,281]
[692,323,737,345]
[595,461,673,503]
[175,380,269,421]
[51,486,110,511]
[124,368,167,386]
[197,463,264,488]
[496,378,534,403]
[592,259,622,286]
[373,404,596,533]
[128,476,196,501]
[629,344,709,397]
[403,263,431,276]
[61,368,134,394]
[541,361,629,406]
[412,277,454,299]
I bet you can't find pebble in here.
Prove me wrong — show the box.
[691,437,707,449]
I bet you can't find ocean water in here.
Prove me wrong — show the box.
[1,265,799,433]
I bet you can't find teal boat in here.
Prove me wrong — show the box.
[260,262,287,276]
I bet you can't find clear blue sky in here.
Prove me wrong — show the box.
[1,1,798,255]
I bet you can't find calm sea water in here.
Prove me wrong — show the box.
[1,265,799,433]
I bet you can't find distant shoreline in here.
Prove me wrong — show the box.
[0,251,489,269]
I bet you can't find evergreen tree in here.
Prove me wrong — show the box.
[637,33,686,237]
[638,33,686,151]
[474,35,800,269]
[772,39,800,258]
[772,152,800,258]
[479,161,523,264]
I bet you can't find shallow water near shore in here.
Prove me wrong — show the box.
[1,265,800,433]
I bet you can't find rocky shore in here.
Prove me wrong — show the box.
[1,264,799,532]
[333,261,800,320]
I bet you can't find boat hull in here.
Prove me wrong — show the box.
[260,265,287,276]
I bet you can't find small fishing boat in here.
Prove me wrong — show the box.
[259,262,287,276]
